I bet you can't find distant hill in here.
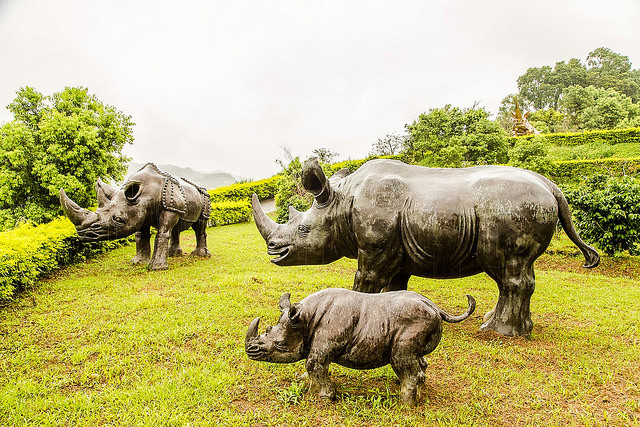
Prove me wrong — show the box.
[127,162,238,190]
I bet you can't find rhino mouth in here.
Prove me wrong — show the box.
[245,343,267,361]
[267,245,290,264]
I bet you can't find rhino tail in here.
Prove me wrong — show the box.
[534,174,600,268]
[436,294,476,323]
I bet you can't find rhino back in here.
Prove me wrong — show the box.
[340,161,558,276]
[300,289,440,369]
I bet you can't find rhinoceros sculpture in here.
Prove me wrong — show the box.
[60,163,211,270]
[252,158,600,336]
[245,289,475,405]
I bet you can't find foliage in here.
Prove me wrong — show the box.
[369,133,408,156]
[207,176,282,203]
[559,85,640,130]
[0,86,134,226]
[507,127,640,147]
[311,147,339,164]
[274,157,313,224]
[564,175,640,255]
[508,135,553,175]
[516,47,640,110]
[404,105,509,167]
[527,109,567,134]
[208,201,252,227]
[551,157,640,185]
[0,217,131,302]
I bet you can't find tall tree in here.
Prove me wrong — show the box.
[0,86,134,226]
[369,133,407,156]
[405,105,508,167]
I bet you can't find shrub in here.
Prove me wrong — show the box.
[0,217,131,302]
[564,175,640,256]
[208,176,282,203]
[550,157,640,184]
[507,127,640,147]
[208,201,252,227]
[508,135,554,175]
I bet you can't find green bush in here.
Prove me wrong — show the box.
[507,127,640,147]
[508,135,553,175]
[208,176,282,203]
[208,201,252,227]
[550,157,640,184]
[564,175,640,256]
[0,217,131,302]
[329,155,404,175]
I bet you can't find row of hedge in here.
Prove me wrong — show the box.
[208,200,252,227]
[550,157,640,183]
[507,127,640,146]
[0,217,132,302]
[208,176,282,203]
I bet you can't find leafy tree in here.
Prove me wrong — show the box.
[0,86,134,227]
[404,105,509,167]
[586,47,640,102]
[311,147,338,164]
[559,85,640,130]
[527,109,567,133]
[565,175,640,256]
[369,133,407,156]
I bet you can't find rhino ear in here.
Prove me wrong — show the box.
[330,167,351,183]
[302,157,332,207]
[288,303,302,326]
[96,178,116,208]
[278,292,291,312]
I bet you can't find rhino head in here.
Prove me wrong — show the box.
[245,292,306,363]
[60,176,155,241]
[252,158,353,266]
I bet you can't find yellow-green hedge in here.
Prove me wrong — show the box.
[508,127,640,146]
[208,200,252,227]
[208,176,282,203]
[550,157,640,183]
[0,217,132,302]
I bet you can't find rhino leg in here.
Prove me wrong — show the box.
[305,358,336,400]
[168,226,183,257]
[190,218,210,258]
[132,226,151,265]
[353,247,403,293]
[480,261,535,337]
[390,355,425,406]
[148,211,180,270]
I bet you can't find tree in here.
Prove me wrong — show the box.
[404,105,509,167]
[559,85,640,130]
[311,147,338,164]
[369,133,407,156]
[0,86,134,227]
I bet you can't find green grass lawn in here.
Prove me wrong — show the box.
[1,221,639,426]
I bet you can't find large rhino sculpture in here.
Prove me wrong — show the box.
[60,163,211,270]
[252,158,600,336]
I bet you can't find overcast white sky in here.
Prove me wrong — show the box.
[1,0,639,179]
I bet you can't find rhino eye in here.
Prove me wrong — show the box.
[297,224,310,238]
[124,182,142,203]
[274,341,287,351]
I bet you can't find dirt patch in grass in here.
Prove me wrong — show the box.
[537,252,640,279]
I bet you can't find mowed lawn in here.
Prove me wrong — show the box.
[1,220,639,426]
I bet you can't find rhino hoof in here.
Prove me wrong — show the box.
[168,247,183,257]
[191,248,211,258]
[132,256,150,265]
[147,260,168,271]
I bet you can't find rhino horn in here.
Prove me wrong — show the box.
[96,178,116,208]
[252,193,278,240]
[288,205,301,220]
[245,317,261,345]
[59,188,95,227]
[302,157,332,206]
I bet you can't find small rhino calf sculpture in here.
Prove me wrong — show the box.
[245,288,475,405]
[60,163,211,270]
